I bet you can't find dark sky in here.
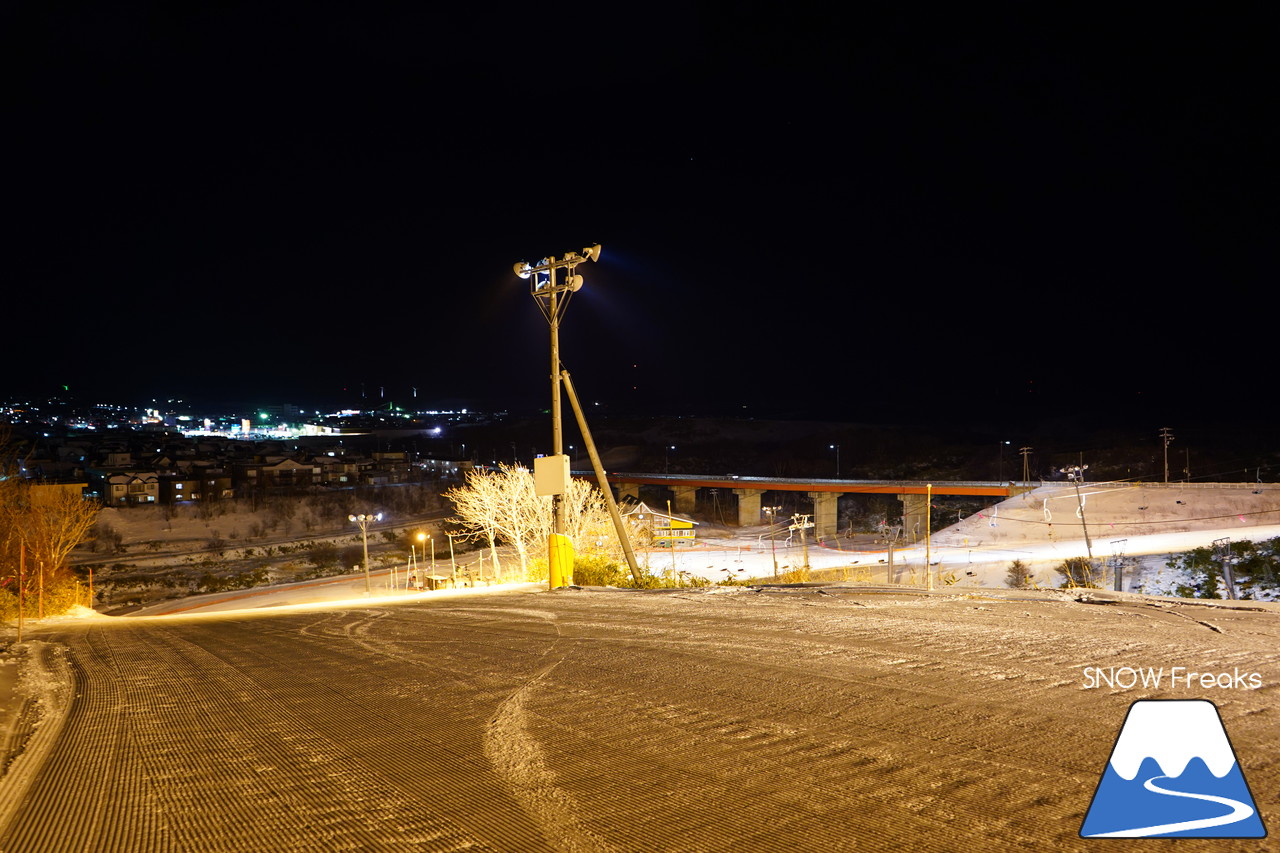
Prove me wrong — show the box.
[6,6,1272,428]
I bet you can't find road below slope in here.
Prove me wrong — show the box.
[3,586,1278,852]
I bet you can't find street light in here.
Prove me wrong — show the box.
[417,531,429,588]
[665,444,675,475]
[514,244,601,537]
[829,444,840,478]
[348,512,384,594]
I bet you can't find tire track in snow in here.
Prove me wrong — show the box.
[482,608,621,853]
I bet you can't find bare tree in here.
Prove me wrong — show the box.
[13,483,102,614]
[17,484,100,569]
[445,464,633,579]
[445,466,522,575]
[1,429,101,615]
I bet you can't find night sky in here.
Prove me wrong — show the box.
[7,6,1272,428]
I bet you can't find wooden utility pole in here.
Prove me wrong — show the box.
[925,484,933,591]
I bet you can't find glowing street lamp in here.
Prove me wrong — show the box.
[417,531,430,588]
[829,444,840,478]
[348,512,383,594]
[513,244,601,536]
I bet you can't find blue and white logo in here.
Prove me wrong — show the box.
[1081,699,1266,838]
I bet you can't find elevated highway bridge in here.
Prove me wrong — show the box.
[590,472,1031,540]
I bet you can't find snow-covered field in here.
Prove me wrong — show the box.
[633,482,1280,595]
[1,481,1277,851]
[77,481,1280,603]
[5,581,1280,851]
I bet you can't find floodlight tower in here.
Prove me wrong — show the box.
[1059,465,1093,561]
[348,512,383,594]
[513,244,602,535]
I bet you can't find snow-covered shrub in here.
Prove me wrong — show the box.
[1136,538,1280,600]
[1056,557,1103,589]
[1006,560,1033,588]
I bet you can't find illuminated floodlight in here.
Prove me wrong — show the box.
[348,512,384,593]
[512,244,602,544]
[514,245,602,315]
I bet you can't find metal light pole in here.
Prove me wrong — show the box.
[349,512,383,594]
[829,444,840,478]
[513,244,601,536]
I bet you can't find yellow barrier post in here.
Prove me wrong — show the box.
[548,533,575,589]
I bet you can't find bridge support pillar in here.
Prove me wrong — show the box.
[900,493,929,542]
[672,485,698,515]
[808,492,839,541]
[732,489,764,527]
[616,483,639,504]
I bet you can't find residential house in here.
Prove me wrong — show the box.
[622,501,699,546]
[93,470,160,505]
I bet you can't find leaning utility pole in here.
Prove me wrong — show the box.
[560,369,643,583]
[1061,464,1094,563]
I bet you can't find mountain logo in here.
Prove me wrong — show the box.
[1080,699,1267,838]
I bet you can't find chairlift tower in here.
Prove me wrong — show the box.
[1213,537,1238,600]
[790,513,814,570]
[1109,538,1128,592]
[1160,427,1175,483]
